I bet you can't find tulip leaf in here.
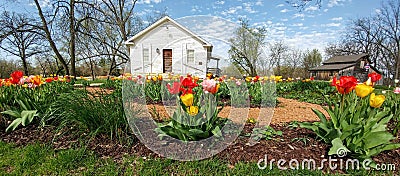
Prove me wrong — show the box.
[21,110,38,126]
[328,138,350,156]
[364,131,395,149]
[1,110,21,118]
[6,118,22,132]
[312,108,327,123]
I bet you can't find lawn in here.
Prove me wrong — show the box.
[0,72,399,175]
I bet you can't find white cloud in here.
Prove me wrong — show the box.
[280,9,289,13]
[327,0,348,7]
[137,0,163,4]
[215,1,225,5]
[293,13,305,19]
[324,9,329,12]
[29,0,50,8]
[276,4,285,7]
[255,0,263,6]
[243,2,257,13]
[292,23,304,27]
[331,17,343,21]
[305,6,319,12]
[275,26,287,31]
[323,23,341,27]
[221,6,242,16]
[191,5,201,12]
[375,9,381,14]
[281,18,288,22]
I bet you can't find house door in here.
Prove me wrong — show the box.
[163,49,172,73]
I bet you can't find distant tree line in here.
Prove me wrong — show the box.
[226,19,322,78]
[0,0,166,79]
[227,0,399,84]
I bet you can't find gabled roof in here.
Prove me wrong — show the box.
[309,63,354,71]
[323,53,368,64]
[125,16,212,47]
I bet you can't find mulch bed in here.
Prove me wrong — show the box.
[1,122,399,173]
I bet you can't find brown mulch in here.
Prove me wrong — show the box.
[0,97,399,173]
[147,97,328,124]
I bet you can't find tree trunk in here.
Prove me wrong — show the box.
[33,0,69,75]
[21,53,29,76]
[69,0,76,79]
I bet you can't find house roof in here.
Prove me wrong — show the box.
[323,53,368,64]
[125,16,212,47]
[309,63,355,71]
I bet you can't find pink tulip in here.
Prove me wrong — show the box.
[201,79,217,93]
[236,80,242,86]
[394,87,400,94]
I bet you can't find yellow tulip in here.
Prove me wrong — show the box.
[180,93,194,107]
[187,106,199,116]
[365,77,373,86]
[275,76,282,82]
[369,93,385,108]
[355,84,374,98]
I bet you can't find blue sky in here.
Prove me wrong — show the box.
[133,0,383,57]
[4,0,384,59]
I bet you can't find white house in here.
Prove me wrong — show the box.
[125,16,220,76]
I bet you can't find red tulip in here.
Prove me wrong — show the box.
[331,77,338,86]
[368,72,381,83]
[166,82,180,94]
[45,77,53,83]
[333,76,358,94]
[181,76,197,89]
[10,70,24,84]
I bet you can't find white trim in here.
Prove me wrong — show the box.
[141,44,144,73]
[125,16,212,47]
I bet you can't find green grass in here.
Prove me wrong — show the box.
[0,141,395,175]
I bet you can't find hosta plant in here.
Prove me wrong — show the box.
[301,73,400,161]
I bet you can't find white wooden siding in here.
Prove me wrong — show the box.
[129,21,208,75]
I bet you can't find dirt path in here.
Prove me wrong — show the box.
[147,97,328,124]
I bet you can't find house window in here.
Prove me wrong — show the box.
[360,60,365,68]
[143,48,149,62]
[187,49,194,63]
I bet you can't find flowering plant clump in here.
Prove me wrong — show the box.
[1,70,71,88]
[301,73,400,162]
[155,74,229,141]
[1,71,74,132]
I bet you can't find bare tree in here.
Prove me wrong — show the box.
[0,11,44,75]
[268,40,289,76]
[325,0,400,83]
[228,19,266,77]
[33,0,71,76]
[285,48,304,77]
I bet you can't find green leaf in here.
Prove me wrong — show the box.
[211,126,222,138]
[328,138,350,156]
[364,131,395,149]
[368,143,400,157]
[20,110,38,126]
[299,122,318,132]
[312,109,327,124]
[6,118,23,132]
[1,110,21,118]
